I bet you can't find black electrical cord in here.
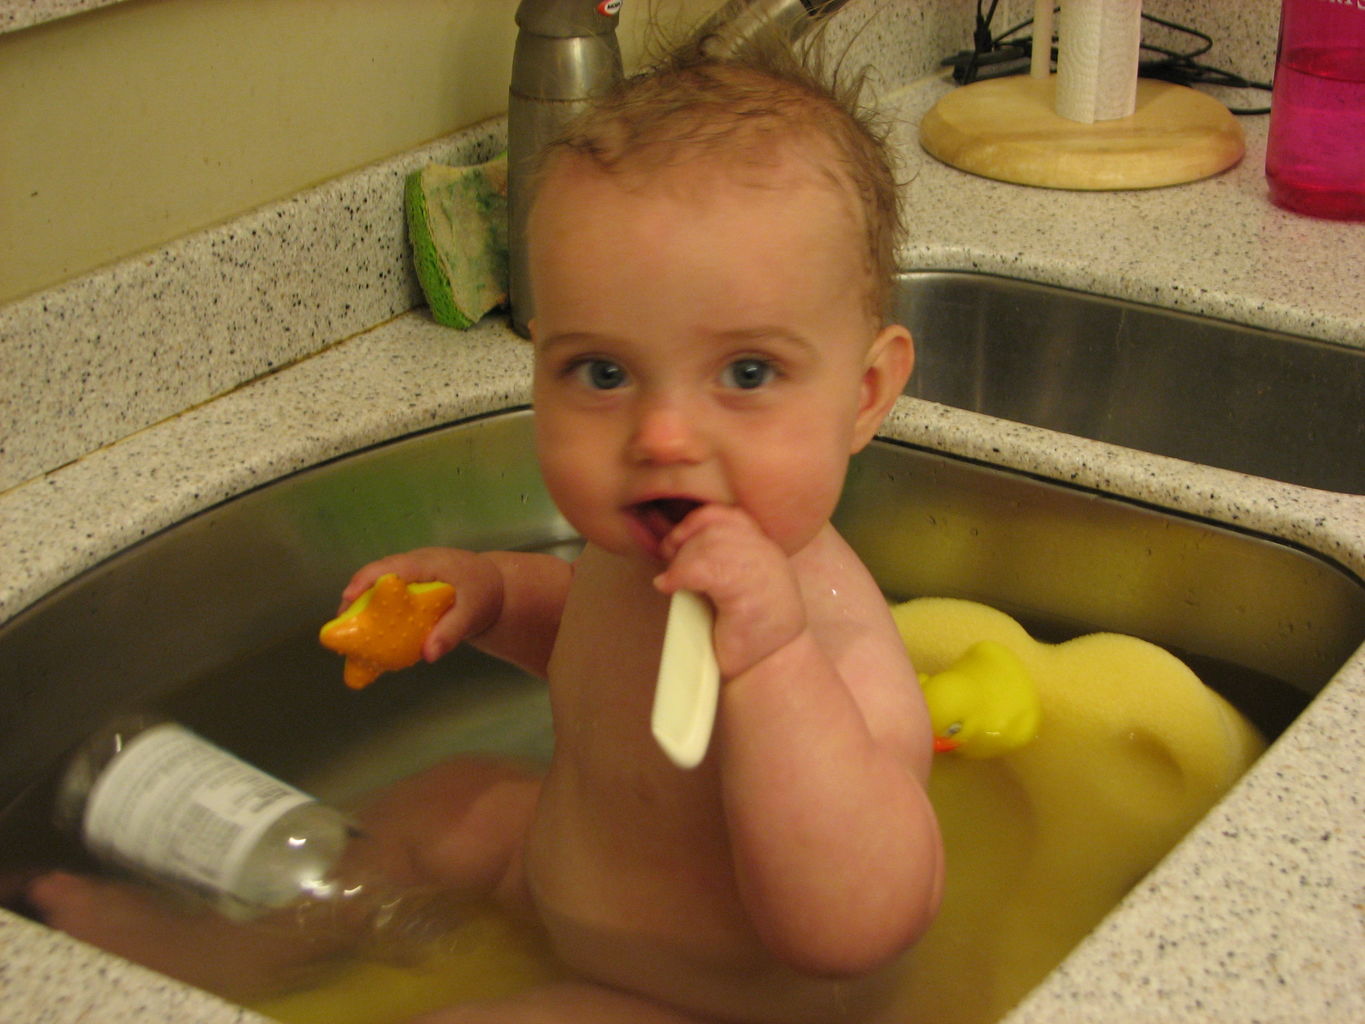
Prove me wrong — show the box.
[941,2,1272,115]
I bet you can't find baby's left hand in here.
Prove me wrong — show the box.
[655,505,805,680]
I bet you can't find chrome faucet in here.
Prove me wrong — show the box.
[508,0,623,337]
[507,0,851,336]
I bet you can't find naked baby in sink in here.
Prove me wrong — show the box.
[30,30,943,1024]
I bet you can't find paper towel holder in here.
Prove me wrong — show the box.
[919,1,1244,191]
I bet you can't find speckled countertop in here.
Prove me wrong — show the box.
[0,0,121,34]
[3,47,1364,1024]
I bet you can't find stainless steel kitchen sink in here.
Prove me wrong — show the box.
[894,272,1365,494]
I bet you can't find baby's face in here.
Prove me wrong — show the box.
[528,152,904,561]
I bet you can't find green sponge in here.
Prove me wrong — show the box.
[404,153,509,329]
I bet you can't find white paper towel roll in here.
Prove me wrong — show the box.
[1055,0,1142,123]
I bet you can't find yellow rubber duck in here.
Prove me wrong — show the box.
[919,640,1041,757]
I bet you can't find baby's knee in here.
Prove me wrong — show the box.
[356,756,541,904]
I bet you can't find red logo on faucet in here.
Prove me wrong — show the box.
[597,0,622,15]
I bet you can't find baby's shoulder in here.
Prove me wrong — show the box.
[793,527,903,658]
[799,526,932,769]
[794,524,890,610]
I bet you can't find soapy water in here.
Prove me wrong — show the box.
[0,614,1295,1024]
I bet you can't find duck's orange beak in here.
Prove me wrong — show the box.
[933,735,960,753]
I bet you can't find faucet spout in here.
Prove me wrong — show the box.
[508,0,624,337]
[697,0,851,58]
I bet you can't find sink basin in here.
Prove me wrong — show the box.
[1,408,1362,1019]
[894,271,1365,494]
[3,405,1360,828]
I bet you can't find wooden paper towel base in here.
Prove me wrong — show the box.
[919,76,1244,190]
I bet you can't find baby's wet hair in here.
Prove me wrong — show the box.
[533,14,904,324]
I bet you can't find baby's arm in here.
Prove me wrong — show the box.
[656,507,943,977]
[342,547,572,678]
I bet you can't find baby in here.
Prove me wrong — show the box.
[31,34,943,1024]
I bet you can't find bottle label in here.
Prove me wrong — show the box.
[82,723,313,902]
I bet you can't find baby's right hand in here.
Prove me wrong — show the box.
[340,547,504,663]
[654,505,806,681]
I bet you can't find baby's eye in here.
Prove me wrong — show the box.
[721,357,776,391]
[573,359,628,390]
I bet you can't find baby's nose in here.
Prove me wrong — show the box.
[628,399,706,465]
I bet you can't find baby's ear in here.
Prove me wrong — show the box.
[850,324,914,453]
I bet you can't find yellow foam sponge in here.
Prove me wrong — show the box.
[890,597,1265,1024]
[319,574,456,690]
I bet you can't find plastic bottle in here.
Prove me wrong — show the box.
[1264,0,1365,220]
[55,715,460,952]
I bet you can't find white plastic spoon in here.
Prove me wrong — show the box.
[651,589,720,770]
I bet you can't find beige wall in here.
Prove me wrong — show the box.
[0,0,705,305]
[0,0,1273,306]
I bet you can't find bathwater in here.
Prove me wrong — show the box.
[0,609,1302,1024]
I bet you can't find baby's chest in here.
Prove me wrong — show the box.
[546,550,669,721]
[535,553,732,864]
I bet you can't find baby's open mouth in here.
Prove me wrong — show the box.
[632,498,702,542]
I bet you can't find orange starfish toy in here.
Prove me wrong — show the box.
[319,573,457,690]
